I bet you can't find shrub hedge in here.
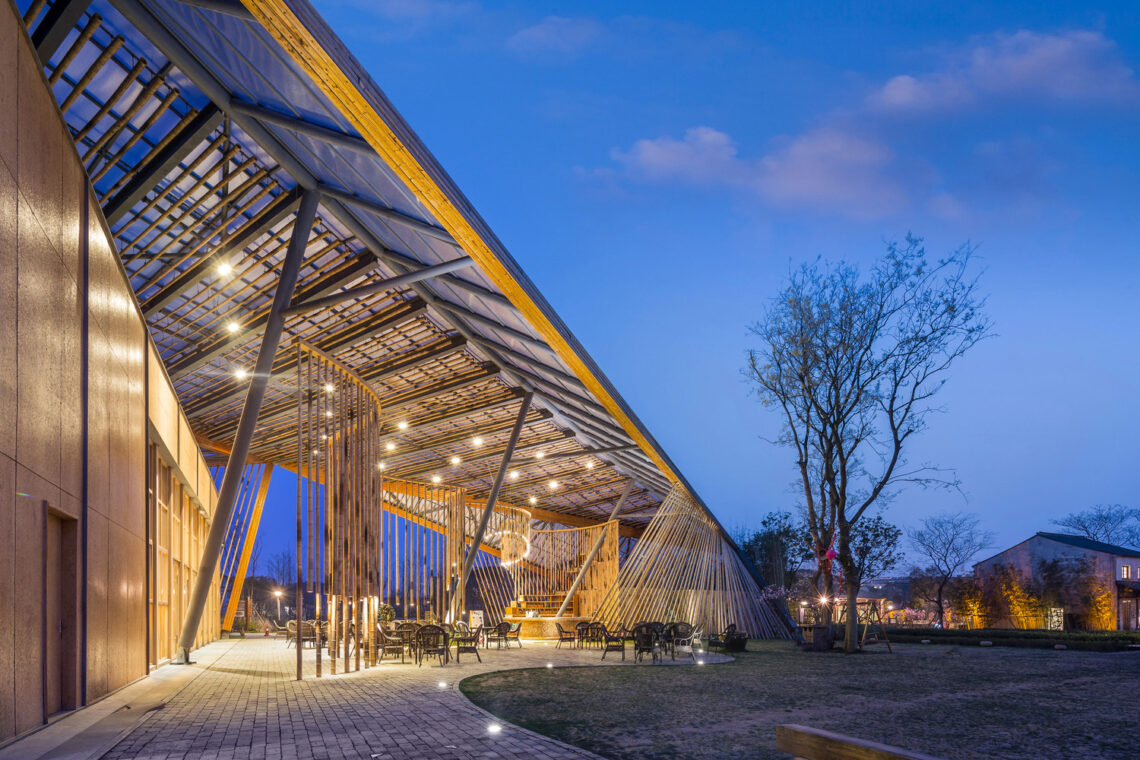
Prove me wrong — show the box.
[882,626,1140,651]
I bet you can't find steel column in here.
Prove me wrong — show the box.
[555,480,633,617]
[175,189,319,663]
[448,392,532,622]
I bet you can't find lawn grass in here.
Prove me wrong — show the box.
[460,640,1140,759]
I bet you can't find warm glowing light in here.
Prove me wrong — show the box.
[324,383,335,393]
[528,496,537,505]
[509,470,519,480]
[697,660,705,666]
[377,462,385,470]
[472,436,484,447]
[217,262,233,276]
[233,369,248,380]
[432,475,441,484]
[226,321,241,333]
[534,452,545,459]
[546,663,553,668]
[397,421,408,430]
[799,601,807,606]
[585,461,594,470]
[320,434,328,440]
[386,442,396,451]
[325,411,333,418]
[274,590,282,597]
[450,456,461,466]
[311,449,320,455]
[548,480,558,490]
[487,724,502,735]
[438,681,446,689]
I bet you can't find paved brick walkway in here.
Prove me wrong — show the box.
[101,636,727,760]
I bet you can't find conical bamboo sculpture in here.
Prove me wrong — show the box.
[593,485,794,639]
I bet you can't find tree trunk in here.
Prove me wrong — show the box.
[838,529,858,652]
[937,584,945,629]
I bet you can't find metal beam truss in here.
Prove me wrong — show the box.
[593,485,796,640]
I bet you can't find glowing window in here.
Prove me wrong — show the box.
[1123,565,1132,580]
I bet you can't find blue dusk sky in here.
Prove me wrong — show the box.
[254,0,1140,563]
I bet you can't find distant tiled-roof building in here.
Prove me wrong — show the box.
[974,532,1140,631]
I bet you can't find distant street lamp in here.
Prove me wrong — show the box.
[274,589,283,620]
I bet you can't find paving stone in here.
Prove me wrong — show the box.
[101,636,727,760]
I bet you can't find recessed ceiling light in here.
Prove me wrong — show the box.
[472,436,484,447]
[386,442,396,451]
[585,461,594,470]
[528,496,537,505]
[431,475,441,484]
[324,383,335,393]
[509,471,519,480]
[233,369,248,380]
[217,262,233,276]
[548,480,558,490]
[397,421,408,430]
[376,462,385,470]
[450,456,461,466]
[325,411,333,418]
[535,452,545,459]
[226,321,241,333]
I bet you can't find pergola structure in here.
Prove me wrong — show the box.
[19,0,794,672]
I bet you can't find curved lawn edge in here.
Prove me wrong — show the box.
[458,654,737,759]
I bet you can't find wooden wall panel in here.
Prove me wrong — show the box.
[0,2,14,172]
[147,345,178,456]
[13,467,46,735]
[16,199,63,487]
[0,455,15,739]
[84,510,108,702]
[0,160,14,461]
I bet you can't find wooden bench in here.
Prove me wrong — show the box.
[777,724,946,760]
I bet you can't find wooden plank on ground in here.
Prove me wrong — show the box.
[776,725,947,760]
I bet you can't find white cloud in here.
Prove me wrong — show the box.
[603,126,912,220]
[610,127,746,185]
[754,129,908,220]
[508,16,602,57]
[868,29,1139,112]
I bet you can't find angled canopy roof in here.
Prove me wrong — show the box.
[23,0,740,544]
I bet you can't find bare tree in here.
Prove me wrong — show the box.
[246,539,263,581]
[746,236,990,651]
[909,512,993,627]
[1051,504,1140,547]
[267,549,296,587]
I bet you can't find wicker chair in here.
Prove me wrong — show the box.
[708,624,742,652]
[598,623,625,661]
[586,622,606,651]
[416,624,449,667]
[555,623,577,649]
[671,622,696,662]
[299,621,318,649]
[661,623,678,659]
[574,620,591,649]
[374,624,404,663]
[285,620,297,648]
[631,622,660,664]
[486,621,510,649]
[504,622,522,648]
[452,625,482,663]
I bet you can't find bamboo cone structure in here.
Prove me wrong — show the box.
[593,485,795,639]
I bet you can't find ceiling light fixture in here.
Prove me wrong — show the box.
[450,456,461,466]
[217,262,233,276]
[226,321,241,333]
[233,369,248,380]
[397,421,408,430]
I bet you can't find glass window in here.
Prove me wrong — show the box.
[1123,564,1132,580]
